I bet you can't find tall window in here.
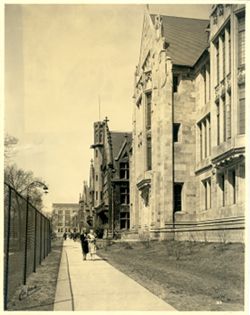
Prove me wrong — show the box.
[145,92,152,130]
[204,119,207,158]
[95,191,98,201]
[208,115,211,154]
[222,97,226,142]
[221,34,225,79]
[120,186,130,204]
[197,114,210,160]
[120,212,130,230]
[146,136,152,171]
[120,162,129,179]
[174,183,183,212]
[237,13,245,135]
[228,169,236,204]
[65,215,71,226]
[203,178,211,210]
[226,92,231,139]
[173,75,179,93]
[238,85,245,134]
[202,66,206,104]
[207,63,211,101]
[238,14,245,67]
[216,41,220,84]
[173,123,181,142]
[228,24,231,73]
[199,124,202,160]
[216,102,220,145]
[218,173,225,207]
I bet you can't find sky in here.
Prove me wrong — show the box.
[4,3,211,213]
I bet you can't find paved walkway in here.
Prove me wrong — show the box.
[54,239,176,311]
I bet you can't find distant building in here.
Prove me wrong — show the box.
[129,4,245,242]
[90,117,132,237]
[52,203,80,236]
[78,180,93,230]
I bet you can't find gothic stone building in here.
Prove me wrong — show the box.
[77,180,93,231]
[90,118,132,237]
[52,203,80,237]
[129,4,245,242]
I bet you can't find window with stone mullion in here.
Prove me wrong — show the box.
[222,33,226,79]
[238,14,245,67]
[216,41,220,85]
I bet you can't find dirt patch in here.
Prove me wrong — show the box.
[7,238,63,311]
[98,240,244,311]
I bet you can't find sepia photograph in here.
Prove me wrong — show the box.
[3,1,246,312]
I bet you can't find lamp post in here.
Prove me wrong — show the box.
[23,181,48,284]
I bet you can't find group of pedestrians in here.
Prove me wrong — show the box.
[63,231,79,241]
[62,228,97,261]
[80,228,97,261]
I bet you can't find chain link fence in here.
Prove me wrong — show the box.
[4,183,51,310]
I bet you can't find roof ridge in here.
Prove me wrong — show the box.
[110,131,132,134]
[150,13,209,22]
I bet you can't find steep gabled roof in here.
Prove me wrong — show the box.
[150,14,209,67]
[110,132,132,160]
[52,203,79,208]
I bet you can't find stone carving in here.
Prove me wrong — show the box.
[138,132,143,147]
[217,4,224,16]
[155,15,163,40]
[145,71,152,83]
[238,67,245,85]
[143,53,151,72]
[215,84,220,101]
[226,73,231,92]
[212,4,224,25]
[141,186,150,207]
[137,178,151,207]
[158,50,167,88]
[220,79,225,97]
[135,79,144,104]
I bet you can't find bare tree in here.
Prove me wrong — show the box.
[4,163,46,210]
[4,134,18,164]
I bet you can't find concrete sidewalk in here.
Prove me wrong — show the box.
[54,239,176,311]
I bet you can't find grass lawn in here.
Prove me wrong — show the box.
[7,238,63,311]
[98,240,244,311]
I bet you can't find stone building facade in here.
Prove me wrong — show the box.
[90,118,132,237]
[52,203,80,237]
[129,4,245,242]
[77,180,93,231]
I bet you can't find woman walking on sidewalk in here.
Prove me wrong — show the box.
[80,228,89,260]
[87,229,97,261]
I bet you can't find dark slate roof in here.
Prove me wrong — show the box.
[110,132,132,159]
[53,203,79,208]
[150,14,209,67]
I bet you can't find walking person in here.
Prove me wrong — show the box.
[80,228,89,261]
[87,229,97,261]
[63,232,67,240]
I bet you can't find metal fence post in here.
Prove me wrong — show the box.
[23,196,29,285]
[4,185,12,310]
[33,210,37,272]
[46,220,49,256]
[50,221,52,253]
[43,216,46,258]
[40,214,42,264]
[48,220,51,253]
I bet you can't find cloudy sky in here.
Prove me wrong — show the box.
[5,3,211,212]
